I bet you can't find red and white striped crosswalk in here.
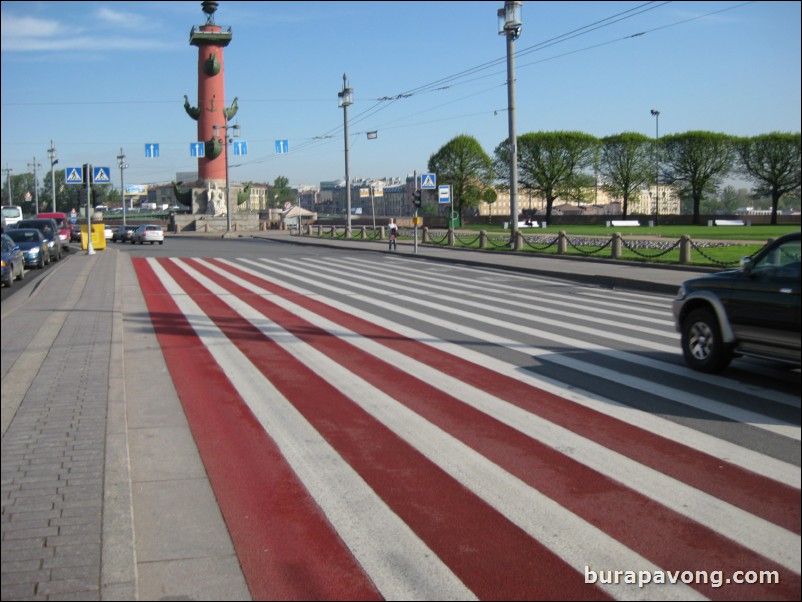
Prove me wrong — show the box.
[133,256,800,601]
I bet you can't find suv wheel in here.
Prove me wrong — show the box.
[681,308,733,373]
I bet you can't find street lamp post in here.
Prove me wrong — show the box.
[47,141,58,212]
[650,108,660,222]
[117,149,128,227]
[338,73,353,237]
[213,122,240,235]
[499,1,522,244]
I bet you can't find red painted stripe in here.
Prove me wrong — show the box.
[132,258,382,601]
[196,257,801,601]
[210,257,800,534]
[161,257,610,601]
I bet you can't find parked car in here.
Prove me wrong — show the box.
[4,228,49,269]
[671,231,801,372]
[104,224,114,240]
[36,212,71,254]
[1,233,25,287]
[14,218,62,262]
[132,224,164,245]
[113,224,138,243]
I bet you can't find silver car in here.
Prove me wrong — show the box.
[132,224,164,245]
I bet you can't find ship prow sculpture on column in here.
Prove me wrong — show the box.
[181,0,238,221]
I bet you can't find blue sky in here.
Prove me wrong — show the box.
[1,1,800,191]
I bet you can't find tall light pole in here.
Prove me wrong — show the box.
[47,141,58,212]
[117,149,128,226]
[338,73,353,237]
[28,157,42,215]
[213,122,240,235]
[499,1,522,243]
[650,108,660,222]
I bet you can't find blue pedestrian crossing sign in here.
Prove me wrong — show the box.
[233,140,248,156]
[421,173,437,189]
[93,167,111,183]
[190,142,205,158]
[145,143,160,158]
[65,167,83,185]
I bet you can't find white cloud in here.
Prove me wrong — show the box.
[95,7,149,30]
[1,15,61,47]
[0,8,173,53]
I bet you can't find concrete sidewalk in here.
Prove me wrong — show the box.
[1,248,249,601]
[1,232,709,600]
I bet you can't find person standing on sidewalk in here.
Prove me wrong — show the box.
[388,218,398,251]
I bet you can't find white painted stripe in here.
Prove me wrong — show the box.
[229,257,800,489]
[146,258,477,602]
[202,259,801,574]
[343,257,800,408]
[314,256,679,349]
[347,255,677,329]
[343,257,799,408]
[269,256,801,441]
[171,258,703,601]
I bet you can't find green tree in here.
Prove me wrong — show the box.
[661,131,736,225]
[428,135,494,226]
[53,169,95,213]
[4,172,38,214]
[270,175,295,208]
[496,131,598,223]
[598,132,652,219]
[736,132,801,225]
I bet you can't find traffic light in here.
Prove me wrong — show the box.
[412,190,422,208]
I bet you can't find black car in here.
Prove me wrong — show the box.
[671,231,801,372]
[113,224,138,243]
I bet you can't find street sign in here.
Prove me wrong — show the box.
[190,142,205,157]
[421,173,437,189]
[65,167,83,185]
[233,140,248,156]
[275,140,288,154]
[438,184,451,204]
[145,143,160,158]
[93,167,111,183]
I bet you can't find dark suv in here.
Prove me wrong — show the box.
[672,231,800,372]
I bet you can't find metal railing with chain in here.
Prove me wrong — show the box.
[296,226,774,267]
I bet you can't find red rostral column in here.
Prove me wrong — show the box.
[185,1,236,185]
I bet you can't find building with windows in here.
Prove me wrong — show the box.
[478,184,680,219]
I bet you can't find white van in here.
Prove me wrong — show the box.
[2,205,24,229]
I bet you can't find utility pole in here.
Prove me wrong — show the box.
[48,141,58,212]
[338,73,353,237]
[28,157,43,214]
[117,148,128,226]
[2,165,12,205]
